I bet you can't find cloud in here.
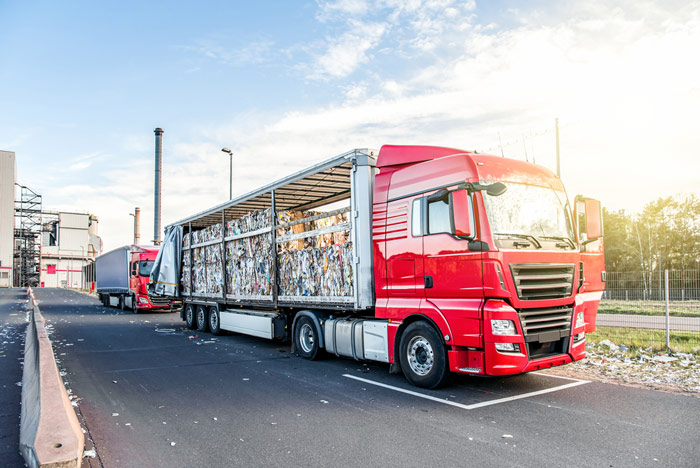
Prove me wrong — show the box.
[43,0,700,252]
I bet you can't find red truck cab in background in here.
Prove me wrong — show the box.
[97,245,179,311]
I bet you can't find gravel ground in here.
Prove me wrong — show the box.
[547,340,700,396]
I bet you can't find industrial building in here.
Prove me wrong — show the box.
[39,211,102,288]
[0,150,16,287]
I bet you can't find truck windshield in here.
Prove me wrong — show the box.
[482,181,574,248]
[139,260,155,277]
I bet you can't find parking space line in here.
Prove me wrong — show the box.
[534,372,590,383]
[343,374,475,410]
[342,373,590,410]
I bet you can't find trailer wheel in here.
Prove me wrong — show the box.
[399,322,449,389]
[294,316,322,360]
[208,306,221,335]
[195,305,208,332]
[184,304,197,329]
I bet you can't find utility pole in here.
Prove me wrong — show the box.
[153,128,164,245]
[221,148,234,199]
[555,117,561,177]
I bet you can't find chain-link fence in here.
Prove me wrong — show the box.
[596,270,700,353]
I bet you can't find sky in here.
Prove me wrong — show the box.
[1,0,699,253]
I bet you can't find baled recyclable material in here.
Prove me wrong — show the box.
[182,207,353,299]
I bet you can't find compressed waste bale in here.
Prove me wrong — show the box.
[225,233,273,296]
[192,247,207,294]
[206,244,223,294]
[226,208,271,237]
[277,242,354,297]
[181,247,192,294]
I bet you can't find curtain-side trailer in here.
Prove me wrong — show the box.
[151,146,604,388]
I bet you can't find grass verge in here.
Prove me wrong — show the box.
[589,326,700,354]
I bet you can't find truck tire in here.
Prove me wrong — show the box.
[131,294,139,314]
[184,304,197,329]
[195,305,208,332]
[208,306,221,335]
[118,294,126,311]
[294,316,323,360]
[399,321,449,389]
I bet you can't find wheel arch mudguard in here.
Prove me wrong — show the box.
[392,313,447,366]
[291,310,328,352]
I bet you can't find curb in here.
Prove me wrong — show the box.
[20,288,84,468]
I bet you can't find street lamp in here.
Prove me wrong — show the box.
[221,147,234,200]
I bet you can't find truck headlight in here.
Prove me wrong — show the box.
[575,311,585,329]
[491,319,517,335]
[138,296,149,304]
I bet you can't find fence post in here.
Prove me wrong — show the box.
[665,269,670,351]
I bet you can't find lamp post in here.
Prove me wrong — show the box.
[221,148,234,200]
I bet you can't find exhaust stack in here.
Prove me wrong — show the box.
[153,128,163,245]
[133,207,141,245]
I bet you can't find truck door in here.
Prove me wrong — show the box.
[129,259,139,296]
[385,197,424,301]
[421,189,483,348]
[575,196,605,333]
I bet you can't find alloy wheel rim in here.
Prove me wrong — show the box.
[407,336,434,376]
[299,323,315,353]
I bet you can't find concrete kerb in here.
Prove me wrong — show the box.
[20,287,84,468]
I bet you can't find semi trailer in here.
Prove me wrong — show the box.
[149,145,604,388]
[97,245,179,312]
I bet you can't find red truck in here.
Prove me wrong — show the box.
[150,146,604,388]
[96,245,178,312]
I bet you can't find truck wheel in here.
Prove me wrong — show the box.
[131,295,139,314]
[208,306,221,335]
[195,305,208,332]
[118,294,126,311]
[294,316,322,360]
[184,304,196,329]
[399,322,449,389]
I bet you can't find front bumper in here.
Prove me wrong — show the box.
[448,299,587,376]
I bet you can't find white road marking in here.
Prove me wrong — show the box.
[535,372,589,383]
[342,373,590,410]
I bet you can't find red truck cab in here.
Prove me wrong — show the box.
[372,146,603,382]
[129,246,173,310]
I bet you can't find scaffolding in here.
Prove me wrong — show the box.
[13,184,42,287]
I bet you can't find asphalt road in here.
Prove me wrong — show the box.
[16,289,700,467]
[0,288,28,467]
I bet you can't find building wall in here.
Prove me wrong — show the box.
[0,150,16,287]
[40,211,101,288]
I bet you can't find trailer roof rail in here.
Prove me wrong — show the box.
[170,148,377,228]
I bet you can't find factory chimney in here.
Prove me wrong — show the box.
[133,207,141,245]
[153,128,163,245]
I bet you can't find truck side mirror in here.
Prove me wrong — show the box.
[585,199,602,240]
[575,196,603,243]
[451,190,472,237]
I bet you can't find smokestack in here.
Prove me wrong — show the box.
[154,128,163,245]
[134,207,141,245]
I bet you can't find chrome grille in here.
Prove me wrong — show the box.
[149,295,171,305]
[510,263,575,300]
[518,305,573,343]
